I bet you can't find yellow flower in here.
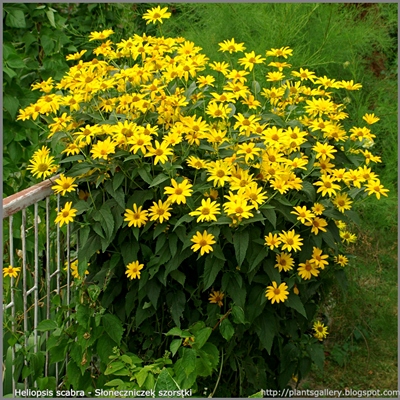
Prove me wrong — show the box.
[3,265,21,278]
[340,230,357,245]
[332,193,353,213]
[312,142,337,160]
[264,233,281,250]
[27,154,57,180]
[265,46,293,58]
[125,261,144,280]
[52,174,78,196]
[223,193,254,220]
[313,321,329,341]
[55,202,77,227]
[64,260,89,279]
[364,179,389,199]
[310,247,329,269]
[362,113,380,125]
[191,230,216,256]
[66,50,87,61]
[207,160,232,187]
[218,38,246,54]
[265,281,289,304]
[314,175,341,197]
[90,137,116,160]
[236,142,262,163]
[266,71,285,82]
[298,260,320,280]
[124,204,148,228]
[334,254,349,267]
[148,200,172,224]
[238,51,266,71]
[189,198,221,223]
[291,68,316,81]
[275,252,294,272]
[89,29,114,41]
[311,203,325,216]
[338,79,362,90]
[145,140,173,165]
[209,290,224,307]
[279,230,303,252]
[164,179,193,205]
[186,156,208,170]
[304,217,328,235]
[142,5,171,24]
[291,206,315,224]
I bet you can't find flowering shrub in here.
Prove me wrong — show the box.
[17,5,389,395]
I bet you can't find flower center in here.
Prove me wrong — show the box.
[38,163,49,172]
[216,170,225,178]
[199,239,207,246]
[155,149,164,156]
[274,288,281,295]
[62,211,70,218]
[202,208,210,215]
[175,188,183,195]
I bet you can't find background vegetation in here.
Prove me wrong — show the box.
[3,2,397,395]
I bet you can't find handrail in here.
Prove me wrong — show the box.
[2,174,60,219]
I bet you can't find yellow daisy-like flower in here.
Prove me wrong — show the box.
[297,260,320,280]
[291,206,315,224]
[266,71,285,82]
[164,179,193,205]
[209,290,224,307]
[236,142,262,163]
[340,230,357,245]
[264,233,281,250]
[362,113,380,125]
[148,200,172,224]
[238,51,266,71]
[314,175,341,197]
[304,217,328,235]
[332,193,353,213]
[334,254,349,267]
[265,281,289,304]
[218,38,246,54]
[124,204,148,228]
[310,247,329,269]
[265,46,293,59]
[51,174,78,196]
[313,321,329,341]
[275,252,294,272]
[279,230,303,252]
[90,137,116,160]
[311,203,325,216]
[207,160,232,187]
[189,198,221,223]
[142,5,171,24]
[187,156,208,170]
[3,265,21,278]
[364,179,389,199]
[312,142,337,160]
[66,50,87,61]
[89,29,114,41]
[125,261,144,280]
[54,202,77,228]
[145,140,173,165]
[27,154,57,180]
[191,230,216,256]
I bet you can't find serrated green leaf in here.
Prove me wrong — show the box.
[261,208,276,229]
[193,327,212,349]
[307,343,325,370]
[170,339,182,357]
[36,319,58,331]
[203,256,224,290]
[233,230,249,267]
[231,305,245,324]
[5,9,26,28]
[149,173,169,188]
[102,314,124,345]
[181,348,197,376]
[285,293,307,318]
[219,318,235,341]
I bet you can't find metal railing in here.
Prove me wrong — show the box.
[3,175,73,394]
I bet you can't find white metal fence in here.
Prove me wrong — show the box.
[3,176,73,394]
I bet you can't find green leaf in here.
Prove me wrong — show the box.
[5,8,26,28]
[68,162,93,177]
[301,181,316,203]
[254,312,276,354]
[46,9,56,28]
[172,214,194,231]
[261,208,276,229]
[155,368,181,394]
[59,155,85,163]
[203,256,224,290]
[170,269,186,287]
[36,319,58,331]
[249,247,268,273]
[231,305,245,324]
[137,167,152,185]
[219,318,235,341]
[41,35,55,55]
[165,327,183,337]
[307,342,325,370]
[3,66,17,79]
[99,203,114,239]
[149,173,169,188]
[169,291,186,328]
[193,327,212,349]
[263,259,281,284]
[233,229,249,267]
[102,314,124,345]
[3,94,19,119]
[170,339,182,357]
[181,348,196,376]
[285,293,307,318]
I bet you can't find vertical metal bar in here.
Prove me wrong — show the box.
[45,197,50,377]
[34,203,39,359]
[9,215,16,393]
[21,209,28,390]
[55,194,60,383]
